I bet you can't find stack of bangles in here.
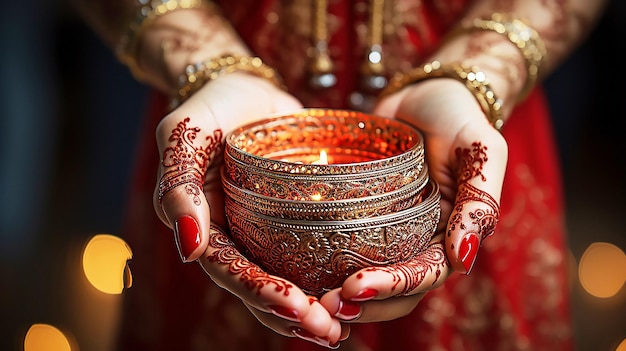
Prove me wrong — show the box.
[380,12,546,132]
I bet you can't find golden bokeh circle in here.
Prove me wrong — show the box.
[24,324,71,351]
[82,234,133,294]
[578,242,626,298]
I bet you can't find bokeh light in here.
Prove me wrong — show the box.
[82,234,133,294]
[24,324,72,351]
[616,338,626,351]
[578,242,626,298]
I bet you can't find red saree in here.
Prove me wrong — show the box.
[118,1,572,350]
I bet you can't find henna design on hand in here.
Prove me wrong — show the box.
[206,226,293,296]
[360,240,448,296]
[449,142,501,241]
[449,183,500,240]
[456,141,488,183]
[158,117,223,204]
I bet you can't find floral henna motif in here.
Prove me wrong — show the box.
[361,240,447,296]
[206,226,293,296]
[158,117,223,205]
[450,183,500,240]
[456,141,488,183]
[449,142,501,240]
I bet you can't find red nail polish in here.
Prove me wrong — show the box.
[336,299,361,320]
[350,288,378,301]
[459,233,480,274]
[174,216,201,262]
[269,305,300,322]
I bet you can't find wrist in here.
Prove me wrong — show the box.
[172,55,286,108]
[430,31,526,118]
[118,3,251,94]
[382,61,504,131]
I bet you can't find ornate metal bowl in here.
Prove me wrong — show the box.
[224,181,441,297]
[222,109,439,296]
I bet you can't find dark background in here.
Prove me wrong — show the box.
[1,1,625,350]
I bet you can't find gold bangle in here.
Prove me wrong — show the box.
[381,60,504,131]
[172,55,286,107]
[459,13,546,102]
[116,0,210,82]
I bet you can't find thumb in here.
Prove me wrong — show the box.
[446,133,507,274]
[154,112,223,263]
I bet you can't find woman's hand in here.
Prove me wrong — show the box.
[320,77,508,323]
[153,73,347,348]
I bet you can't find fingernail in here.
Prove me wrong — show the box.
[268,305,300,322]
[349,288,378,302]
[328,341,340,349]
[290,327,339,349]
[459,233,480,274]
[335,299,361,320]
[174,215,201,262]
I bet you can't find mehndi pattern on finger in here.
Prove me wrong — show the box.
[456,141,488,183]
[206,225,293,296]
[451,183,500,241]
[360,240,448,296]
[158,117,223,205]
[449,142,501,241]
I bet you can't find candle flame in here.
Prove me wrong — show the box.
[312,150,328,165]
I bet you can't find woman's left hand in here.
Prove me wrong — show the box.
[320,75,508,323]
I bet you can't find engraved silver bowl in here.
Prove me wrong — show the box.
[224,181,441,297]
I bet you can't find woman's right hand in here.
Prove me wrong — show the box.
[153,73,347,348]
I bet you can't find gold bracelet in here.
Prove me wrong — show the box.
[172,55,286,107]
[381,60,504,131]
[459,13,546,102]
[116,0,209,82]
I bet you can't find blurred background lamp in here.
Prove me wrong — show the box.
[24,324,72,351]
[82,234,133,294]
[578,242,626,298]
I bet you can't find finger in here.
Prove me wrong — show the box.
[154,110,224,262]
[445,129,508,274]
[243,299,348,348]
[320,288,427,324]
[320,234,450,312]
[198,225,316,327]
[319,235,449,324]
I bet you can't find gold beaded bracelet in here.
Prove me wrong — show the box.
[458,13,546,102]
[380,60,504,131]
[116,0,210,82]
[171,55,286,107]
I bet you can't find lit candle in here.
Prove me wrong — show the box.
[311,150,328,165]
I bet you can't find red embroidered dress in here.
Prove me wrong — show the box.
[118,1,572,350]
